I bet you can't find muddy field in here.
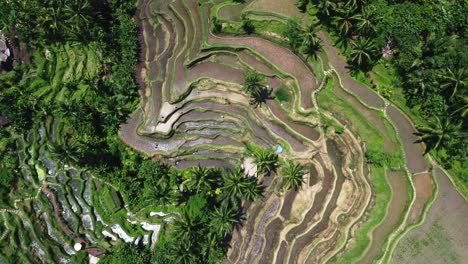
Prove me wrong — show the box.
[391,167,467,264]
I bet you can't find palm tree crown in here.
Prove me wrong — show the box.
[281,160,306,191]
[415,115,462,154]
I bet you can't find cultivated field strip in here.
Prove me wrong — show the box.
[116,0,438,263]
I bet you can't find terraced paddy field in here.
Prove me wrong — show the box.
[2,0,465,263]
[116,0,466,263]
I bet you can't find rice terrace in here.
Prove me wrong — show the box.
[0,0,466,263]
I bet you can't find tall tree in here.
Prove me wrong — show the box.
[415,115,462,154]
[209,206,242,237]
[332,7,361,36]
[219,168,262,207]
[301,24,322,57]
[349,37,378,70]
[438,67,467,99]
[296,0,309,12]
[184,166,218,193]
[252,148,278,176]
[283,18,304,52]
[281,160,305,191]
[316,0,337,17]
[243,70,272,107]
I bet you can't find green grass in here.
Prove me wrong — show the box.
[275,87,291,102]
[97,186,122,214]
[317,76,402,263]
[317,76,384,152]
[250,18,286,34]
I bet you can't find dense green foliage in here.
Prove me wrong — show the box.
[304,0,467,184]
[281,160,305,191]
[242,70,274,107]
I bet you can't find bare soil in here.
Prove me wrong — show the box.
[407,173,433,225]
[360,170,409,264]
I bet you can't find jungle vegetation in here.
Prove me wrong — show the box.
[299,0,467,187]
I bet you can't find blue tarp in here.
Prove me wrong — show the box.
[276,145,283,154]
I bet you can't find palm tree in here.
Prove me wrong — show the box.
[301,25,322,57]
[243,70,266,94]
[243,71,272,107]
[172,212,201,242]
[356,8,378,36]
[284,18,304,52]
[220,168,262,207]
[47,142,80,165]
[252,148,278,175]
[438,67,467,99]
[249,86,273,107]
[296,0,309,12]
[184,166,218,193]
[452,95,468,118]
[316,0,337,17]
[415,115,462,154]
[281,160,305,191]
[332,7,361,36]
[168,238,198,264]
[244,178,263,201]
[349,37,378,70]
[209,206,242,237]
[406,70,437,99]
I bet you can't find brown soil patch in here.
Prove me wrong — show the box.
[287,140,346,264]
[268,100,320,141]
[280,190,298,219]
[407,174,433,225]
[360,170,409,263]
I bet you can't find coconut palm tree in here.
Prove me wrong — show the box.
[316,0,337,17]
[172,211,201,242]
[168,238,198,264]
[284,18,304,52]
[47,142,80,165]
[301,25,322,57]
[243,70,266,94]
[219,168,262,207]
[185,166,218,193]
[332,7,361,36]
[415,115,462,154]
[243,70,272,107]
[252,148,278,176]
[281,160,305,191]
[406,70,437,99]
[452,95,468,118]
[209,206,242,237]
[438,67,467,99]
[249,86,273,107]
[244,178,263,201]
[349,37,378,70]
[356,8,378,36]
[219,168,248,207]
